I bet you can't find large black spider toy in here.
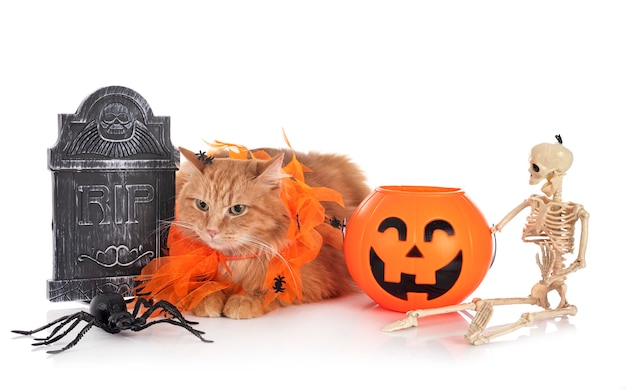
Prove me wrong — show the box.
[12,292,212,353]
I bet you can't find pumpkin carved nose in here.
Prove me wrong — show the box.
[406,246,423,258]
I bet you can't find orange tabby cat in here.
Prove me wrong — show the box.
[174,146,371,319]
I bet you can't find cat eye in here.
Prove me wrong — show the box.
[228,204,247,216]
[195,199,209,211]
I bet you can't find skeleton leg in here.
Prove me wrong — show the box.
[468,305,578,345]
[382,297,538,332]
[381,301,478,332]
[384,294,578,344]
[554,280,568,308]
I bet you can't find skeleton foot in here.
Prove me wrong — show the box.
[381,315,418,332]
[464,300,493,344]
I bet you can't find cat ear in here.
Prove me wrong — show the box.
[256,153,288,187]
[179,147,208,172]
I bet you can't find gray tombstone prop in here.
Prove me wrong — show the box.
[47,86,179,302]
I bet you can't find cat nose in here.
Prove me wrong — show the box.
[207,229,219,238]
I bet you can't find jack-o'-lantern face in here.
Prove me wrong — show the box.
[370,217,462,301]
[344,186,493,312]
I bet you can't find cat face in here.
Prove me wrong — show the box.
[176,148,290,257]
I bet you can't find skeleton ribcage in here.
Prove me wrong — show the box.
[522,196,578,255]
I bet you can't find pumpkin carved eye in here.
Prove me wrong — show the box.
[378,217,407,240]
[195,199,209,211]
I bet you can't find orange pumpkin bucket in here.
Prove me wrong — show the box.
[344,186,494,312]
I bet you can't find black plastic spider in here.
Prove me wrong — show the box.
[195,150,215,164]
[273,275,286,293]
[12,292,212,354]
[327,215,345,230]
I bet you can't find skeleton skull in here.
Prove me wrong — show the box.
[98,103,135,140]
[528,142,573,185]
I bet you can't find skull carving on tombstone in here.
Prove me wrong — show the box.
[98,102,135,140]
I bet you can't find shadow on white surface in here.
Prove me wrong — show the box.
[9,291,613,388]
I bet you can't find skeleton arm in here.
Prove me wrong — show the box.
[491,199,530,233]
[572,207,589,269]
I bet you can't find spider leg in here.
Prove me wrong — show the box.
[36,312,95,342]
[131,297,154,318]
[138,301,210,341]
[47,321,96,354]
[32,316,85,345]
[132,318,213,343]
[140,300,200,325]
[12,314,72,336]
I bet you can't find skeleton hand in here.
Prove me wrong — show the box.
[535,242,556,282]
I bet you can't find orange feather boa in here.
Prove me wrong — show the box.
[134,139,344,312]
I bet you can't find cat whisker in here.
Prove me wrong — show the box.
[226,238,304,290]
[233,237,278,261]
[169,220,195,230]
[237,237,300,288]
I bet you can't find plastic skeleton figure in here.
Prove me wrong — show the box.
[382,135,589,345]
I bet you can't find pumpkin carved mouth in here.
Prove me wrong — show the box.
[369,248,462,300]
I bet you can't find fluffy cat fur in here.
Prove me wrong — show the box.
[175,147,371,319]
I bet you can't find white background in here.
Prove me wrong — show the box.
[1,1,624,388]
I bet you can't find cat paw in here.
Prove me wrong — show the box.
[192,291,226,318]
[223,294,264,319]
